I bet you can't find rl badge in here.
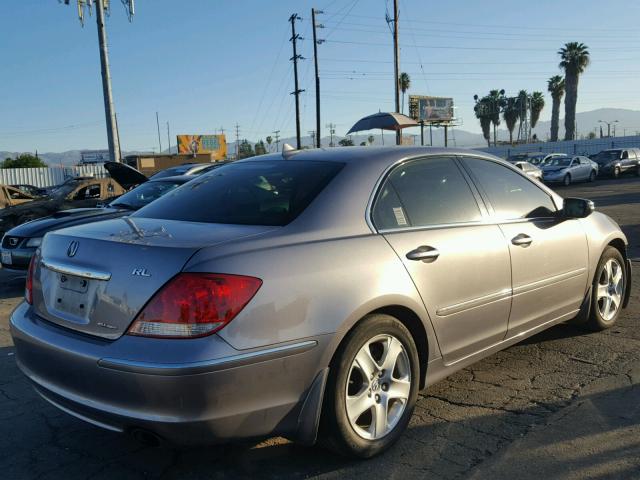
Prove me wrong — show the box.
[131,268,151,277]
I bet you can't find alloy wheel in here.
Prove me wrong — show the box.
[345,334,411,440]
[596,258,624,321]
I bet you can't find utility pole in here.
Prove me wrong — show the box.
[392,0,401,145]
[96,0,123,162]
[289,13,305,150]
[235,123,240,159]
[166,122,171,154]
[326,123,336,147]
[273,130,281,152]
[63,0,134,162]
[312,8,324,148]
[156,112,162,153]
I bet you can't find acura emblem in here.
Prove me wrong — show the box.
[67,240,79,258]
[9,238,18,246]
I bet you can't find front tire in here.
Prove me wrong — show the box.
[614,167,621,178]
[563,174,571,186]
[589,170,597,182]
[321,314,419,458]
[586,246,626,331]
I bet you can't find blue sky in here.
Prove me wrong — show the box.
[2,0,640,152]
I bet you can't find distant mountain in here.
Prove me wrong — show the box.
[5,108,640,164]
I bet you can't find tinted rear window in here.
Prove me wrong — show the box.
[134,160,343,226]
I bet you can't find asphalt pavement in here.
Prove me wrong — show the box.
[1,176,639,479]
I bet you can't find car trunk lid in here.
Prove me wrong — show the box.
[32,217,277,339]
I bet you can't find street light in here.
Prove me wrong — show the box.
[598,120,618,138]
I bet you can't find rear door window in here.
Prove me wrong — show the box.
[461,157,556,220]
[135,160,343,226]
[372,157,482,230]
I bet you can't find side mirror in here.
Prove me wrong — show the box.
[515,164,523,170]
[563,197,594,218]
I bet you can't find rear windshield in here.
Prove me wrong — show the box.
[134,160,343,226]
[150,166,193,179]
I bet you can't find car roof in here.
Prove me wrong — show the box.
[236,146,508,170]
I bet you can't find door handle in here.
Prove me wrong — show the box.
[511,233,532,247]
[406,246,440,262]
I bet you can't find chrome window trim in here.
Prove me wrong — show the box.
[378,216,558,235]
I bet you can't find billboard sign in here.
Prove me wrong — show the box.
[409,96,454,123]
[80,149,110,164]
[177,134,227,158]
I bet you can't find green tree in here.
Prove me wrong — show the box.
[503,97,520,145]
[516,90,528,140]
[559,42,590,140]
[547,75,565,142]
[1,153,47,169]
[530,91,545,130]
[238,139,255,159]
[338,138,354,147]
[367,135,375,146]
[359,141,367,146]
[255,140,267,155]
[399,72,411,114]
[265,135,273,152]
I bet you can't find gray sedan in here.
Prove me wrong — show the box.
[10,147,631,458]
[542,155,598,185]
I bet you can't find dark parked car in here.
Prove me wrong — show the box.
[590,148,640,178]
[149,162,229,179]
[1,171,193,270]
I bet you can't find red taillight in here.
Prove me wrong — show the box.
[127,273,262,338]
[25,254,37,305]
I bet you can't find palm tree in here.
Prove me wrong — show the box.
[547,75,565,142]
[473,95,492,147]
[399,72,411,114]
[530,91,545,131]
[516,90,528,141]
[503,97,519,145]
[266,135,273,152]
[559,42,590,140]
[486,89,506,146]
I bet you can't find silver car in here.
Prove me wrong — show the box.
[542,155,598,185]
[510,160,543,181]
[10,147,631,458]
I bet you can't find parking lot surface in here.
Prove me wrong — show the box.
[1,177,639,479]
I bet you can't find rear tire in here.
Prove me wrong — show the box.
[589,170,596,182]
[563,174,571,186]
[585,247,626,331]
[320,314,419,458]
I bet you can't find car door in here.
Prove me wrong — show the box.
[579,156,593,178]
[460,156,589,338]
[372,156,512,364]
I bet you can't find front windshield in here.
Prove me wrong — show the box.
[527,155,545,165]
[110,180,184,210]
[547,157,572,167]
[591,151,621,163]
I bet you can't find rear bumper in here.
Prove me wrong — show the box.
[10,302,331,445]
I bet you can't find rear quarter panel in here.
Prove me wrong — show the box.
[184,234,441,367]
[580,211,628,283]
